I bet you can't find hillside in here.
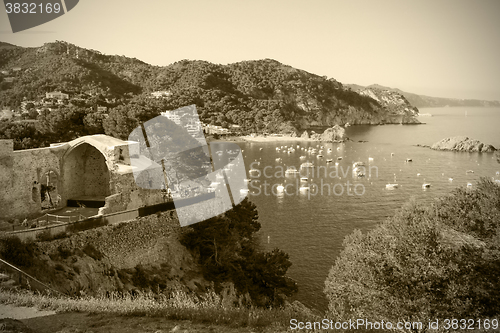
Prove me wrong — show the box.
[347,83,500,108]
[0,41,420,135]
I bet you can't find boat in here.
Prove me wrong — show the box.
[345,122,350,127]
[300,155,306,159]
[353,161,365,168]
[405,158,413,162]
[327,148,332,153]
[337,157,343,160]
[422,183,431,189]
[299,185,309,191]
[317,155,323,158]
[466,170,474,174]
[386,174,399,189]
[326,159,333,163]
[244,178,252,182]
[276,184,285,191]
[467,182,473,188]
[300,177,308,182]
[285,167,299,174]
[368,157,374,162]
[448,177,453,181]
[249,168,259,174]
[300,162,314,168]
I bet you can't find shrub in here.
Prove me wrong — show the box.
[0,236,35,267]
[82,244,104,260]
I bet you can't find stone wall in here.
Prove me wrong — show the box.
[0,135,165,222]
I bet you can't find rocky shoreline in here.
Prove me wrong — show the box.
[417,136,497,153]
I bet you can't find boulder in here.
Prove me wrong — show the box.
[431,136,496,153]
[300,131,310,139]
[319,125,347,142]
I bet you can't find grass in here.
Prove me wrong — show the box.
[0,287,318,330]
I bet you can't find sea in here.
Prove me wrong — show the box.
[237,107,500,311]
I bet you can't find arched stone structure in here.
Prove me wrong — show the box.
[61,143,111,206]
[0,134,165,221]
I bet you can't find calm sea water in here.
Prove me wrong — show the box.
[237,107,500,311]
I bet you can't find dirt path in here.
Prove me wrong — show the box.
[16,312,290,333]
[0,303,56,320]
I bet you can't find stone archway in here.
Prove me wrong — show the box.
[62,142,110,207]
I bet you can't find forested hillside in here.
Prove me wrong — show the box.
[0,41,420,149]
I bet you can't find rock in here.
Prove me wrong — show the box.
[318,125,347,142]
[431,136,497,153]
[300,131,309,139]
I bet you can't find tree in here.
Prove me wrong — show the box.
[180,198,297,307]
[325,179,500,331]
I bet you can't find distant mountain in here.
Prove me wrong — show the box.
[346,83,500,108]
[0,41,420,134]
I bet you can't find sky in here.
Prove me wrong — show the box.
[1,0,500,101]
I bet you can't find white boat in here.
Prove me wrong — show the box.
[326,159,333,163]
[337,157,343,160]
[300,177,308,182]
[467,182,473,188]
[327,148,333,153]
[300,155,306,159]
[448,177,454,181]
[353,161,365,167]
[300,162,314,168]
[406,158,413,162]
[285,167,299,174]
[299,185,309,191]
[466,170,474,174]
[386,174,399,189]
[317,155,323,158]
[249,168,259,174]
[276,184,285,191]
[422,183,431,189]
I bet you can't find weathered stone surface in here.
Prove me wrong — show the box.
[0,135,166,221]
[310,125,347,142]
[300,131,309,139]
[431,136,497,153]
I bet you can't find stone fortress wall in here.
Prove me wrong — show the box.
[0,135,165,221]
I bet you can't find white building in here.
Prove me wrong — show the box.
[46,91,69,100]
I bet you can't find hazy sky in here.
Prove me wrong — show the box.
[1,0,499,100]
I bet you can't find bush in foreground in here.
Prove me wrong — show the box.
[325,178,500,332]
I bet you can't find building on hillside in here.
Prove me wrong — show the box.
[161,111,182,126]
[151,91,171,98]
[46,91,69,100]
[4,77,14,83]
[0,109,13,120]
[97,106,108,112]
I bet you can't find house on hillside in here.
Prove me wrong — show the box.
[151,91,171,98]
[46,91,69,100]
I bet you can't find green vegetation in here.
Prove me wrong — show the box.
[181,198,298,308]
[325,178,500,330]
[0,41,418,150]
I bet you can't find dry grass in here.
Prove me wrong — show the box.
[0,287,317,330]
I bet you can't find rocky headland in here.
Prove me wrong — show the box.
[424,136,497,152]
